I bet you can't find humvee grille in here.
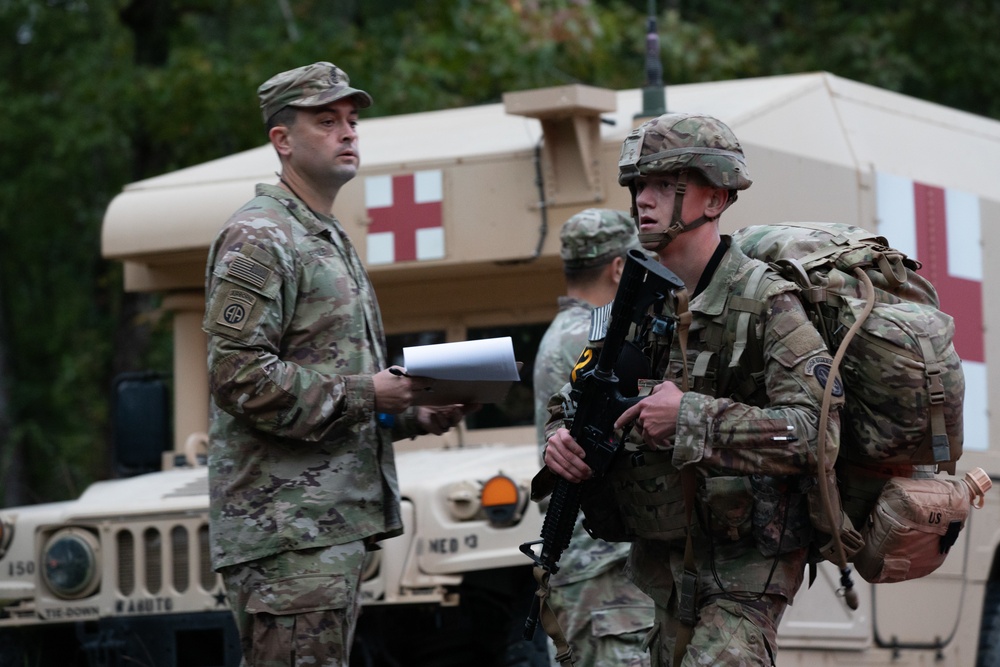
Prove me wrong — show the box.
[145,528,162,593]
[112,518,218,599]
[117,530,135,595]
[171,526,189,592]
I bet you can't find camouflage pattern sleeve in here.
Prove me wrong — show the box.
[533,299,593,455]
[204,198,381,443]
[541,380,575,444]
[672,290,843,478]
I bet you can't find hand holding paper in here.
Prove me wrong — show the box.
[402,337,522,405]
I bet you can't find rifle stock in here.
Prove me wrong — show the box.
[521,249,685,639]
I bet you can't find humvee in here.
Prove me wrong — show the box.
[2,71,999,666]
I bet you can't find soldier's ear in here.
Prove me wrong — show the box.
[704,186,728,218]
[609,255,627,284]
[269,125,292,157]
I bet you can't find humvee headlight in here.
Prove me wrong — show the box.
[481,474,523,527]
[41,528,100,599]
[446,480,482,521]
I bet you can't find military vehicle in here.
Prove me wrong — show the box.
[1,70,999,666]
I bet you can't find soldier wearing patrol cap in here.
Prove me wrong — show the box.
[203,62,472,667]
[533,208,654,667]
[542,114,844,666]
[535,208,642,447]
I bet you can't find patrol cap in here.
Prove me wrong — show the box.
[258,62,373,124]
[560,209,640,269]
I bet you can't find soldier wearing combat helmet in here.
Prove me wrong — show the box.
[542,113,843,666]
[618,113,752,252]
[533,209,654,666]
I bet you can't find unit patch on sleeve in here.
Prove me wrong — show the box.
[805,356,845,397]
[217,288,257,331]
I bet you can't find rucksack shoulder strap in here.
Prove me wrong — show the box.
[728,260,799,363]
[729,262,772,369]
[696,257,796,400]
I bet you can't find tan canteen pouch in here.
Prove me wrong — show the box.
[853,468,991,584]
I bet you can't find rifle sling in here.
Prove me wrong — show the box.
[532,566,577,666]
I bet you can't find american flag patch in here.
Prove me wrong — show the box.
[228,255,270,289]
[589,301,613,341]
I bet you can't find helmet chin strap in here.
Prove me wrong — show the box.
[632,171,713,253]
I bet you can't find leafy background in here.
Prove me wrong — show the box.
[2,0,997,506]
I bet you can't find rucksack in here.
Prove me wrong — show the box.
[729,221,969,584]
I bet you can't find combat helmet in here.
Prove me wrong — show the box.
[618,112,752,251]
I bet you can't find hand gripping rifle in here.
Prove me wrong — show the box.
[520,249,687,644]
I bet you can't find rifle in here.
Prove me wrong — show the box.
[520,248,686,640]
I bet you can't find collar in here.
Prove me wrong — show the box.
[689,236,758,317]
[556,295,596,313]
[256,183,339,238]
[692,237,730,299]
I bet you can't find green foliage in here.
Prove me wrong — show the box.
[1,0,999,505]
[0,0,139,501]
[674,0,1000,119]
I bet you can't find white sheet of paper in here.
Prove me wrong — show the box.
[403,336,520,381]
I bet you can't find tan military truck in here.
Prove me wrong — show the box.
[1,71,999,666]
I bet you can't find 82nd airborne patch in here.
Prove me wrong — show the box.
[217,287,257,331]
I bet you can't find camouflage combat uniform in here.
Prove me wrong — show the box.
[562,238,843,667]
[204,184,422,666]
[534,297,592,449]
[533,209,654,667]
[538,111,842,667]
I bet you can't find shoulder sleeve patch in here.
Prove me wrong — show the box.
[212,243,281,299]
[805,356,845,397]
[227,254,272,289]
[215,287,258,332]
[588,301,614,342]
[205,282,266,340]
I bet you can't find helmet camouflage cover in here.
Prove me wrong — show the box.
[618,112,753,192]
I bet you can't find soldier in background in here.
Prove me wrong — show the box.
[542,114,843,666]
[533,209,654,667]
[203,62,469,666]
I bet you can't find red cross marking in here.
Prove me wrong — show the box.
[913,182,984,363]
[367,174,442,263]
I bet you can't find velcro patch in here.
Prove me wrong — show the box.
[783,322,826,358]
[216,288,257,331]
[228,255,271,289]
[805,356,844,397]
